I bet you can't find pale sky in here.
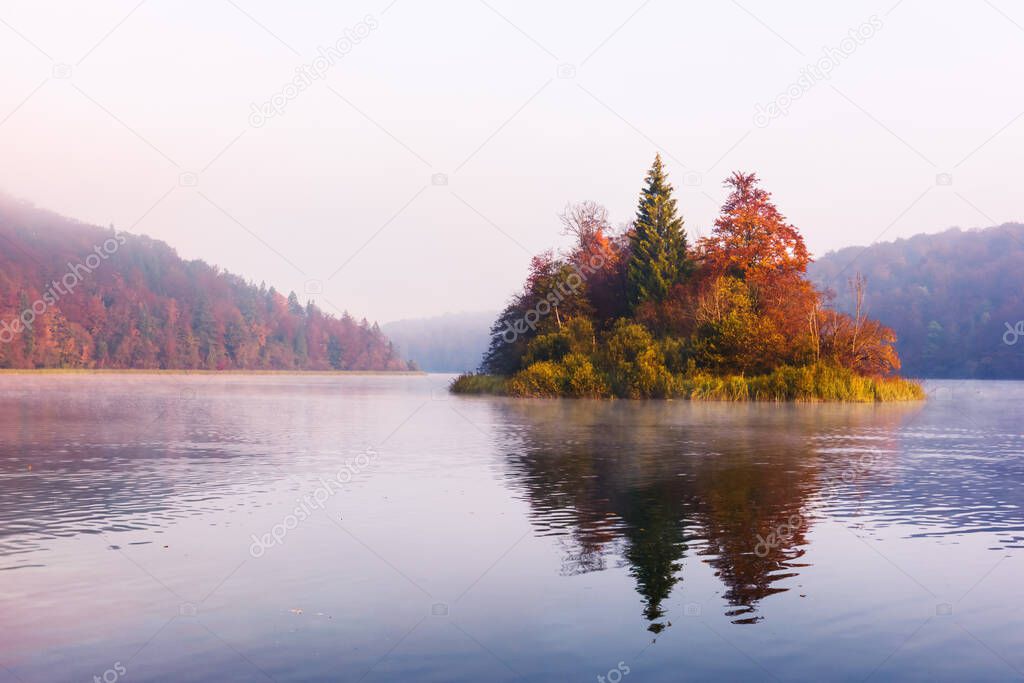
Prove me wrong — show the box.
[1,0,1022,322]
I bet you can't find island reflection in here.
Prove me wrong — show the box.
[492,399,919,630]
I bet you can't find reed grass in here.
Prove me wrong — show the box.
[451,364,925,402]
[449,373,509,395]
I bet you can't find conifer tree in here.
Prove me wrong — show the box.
[627,154,691,308]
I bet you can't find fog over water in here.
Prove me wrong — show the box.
[2,375,1022,681]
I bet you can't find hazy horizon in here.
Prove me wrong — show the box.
[2,0,1022,321]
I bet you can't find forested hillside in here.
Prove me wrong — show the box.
[0,195,409,371]
[808,224,1024,379]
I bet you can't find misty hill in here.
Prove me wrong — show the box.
[0,195,409,371]
[382,311,495,373]
[808,223,1024,379]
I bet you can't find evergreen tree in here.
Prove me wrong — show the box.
[19,292,35,363]
[287,291,304,315]
[327,335,344,370]
[627,154,692,308]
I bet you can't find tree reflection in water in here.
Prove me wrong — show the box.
[492,399,919,631]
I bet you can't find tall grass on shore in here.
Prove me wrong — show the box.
[449,373,509,395]
[450,364,924,402]
[682,364,925,402]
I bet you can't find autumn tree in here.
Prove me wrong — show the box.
[818,276,900,376]
[561,201,610,258]
[691,276,784,373]
[698,172,818,365]
[627,155,692,309]
[700,172,810,281]
[561,201,629,327]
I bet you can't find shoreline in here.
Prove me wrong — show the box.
[450,369,927,402]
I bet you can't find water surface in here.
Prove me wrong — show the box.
[1,375,1022,682]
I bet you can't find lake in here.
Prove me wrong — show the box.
[1,374,1022,682]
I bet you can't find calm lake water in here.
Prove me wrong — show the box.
[1,375,1023,682]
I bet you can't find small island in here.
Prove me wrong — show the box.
[453,155,924,402]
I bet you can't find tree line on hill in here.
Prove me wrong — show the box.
[0,195,409,371]
[808,223,1024,379]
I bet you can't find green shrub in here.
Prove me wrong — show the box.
[508,361,566,397]
[563,317,598,356]
[601,320,676,398]
[561,353,610,398]
[659,336,691,374]
[522,317,598,366]
[523,333,572,365]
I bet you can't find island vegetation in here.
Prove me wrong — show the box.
[452,156,924,401]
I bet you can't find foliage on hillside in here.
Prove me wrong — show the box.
[0,195,409,371]
[456,156,920,400]
[809,223,1024,378]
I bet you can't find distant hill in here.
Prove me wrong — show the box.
[808,223,1024,379]
[383,311,495,373]
[0,194,409,371]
